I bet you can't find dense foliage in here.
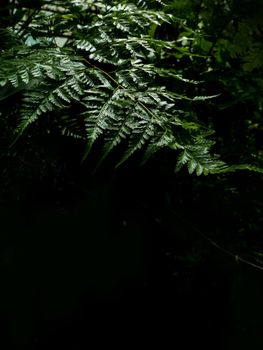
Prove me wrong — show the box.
[1,0,262,176]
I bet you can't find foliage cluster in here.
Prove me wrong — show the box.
[0,0,262,254]
[2,0,262,177]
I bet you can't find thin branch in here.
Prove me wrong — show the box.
[169,208,263,272]
[82,57,164,128]
[83,58,121,87]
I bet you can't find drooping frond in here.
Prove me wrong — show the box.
[0,0,246,175]
[175,140,227,176]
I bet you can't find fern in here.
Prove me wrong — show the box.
[175,143,227,176]
[1,0,260,175]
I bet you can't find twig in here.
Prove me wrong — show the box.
[169,208,263,272]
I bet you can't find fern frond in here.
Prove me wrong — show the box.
[174,138,227,176]
[1,0,235,175]
[116,108,156,167]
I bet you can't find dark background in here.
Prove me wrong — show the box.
[0,138,263,349]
